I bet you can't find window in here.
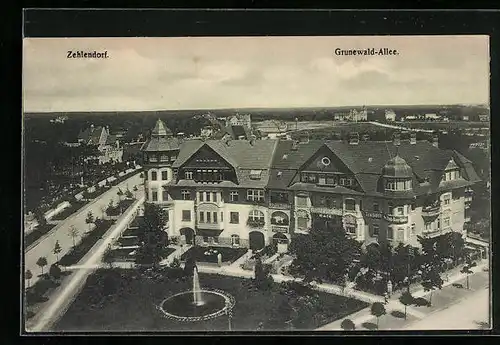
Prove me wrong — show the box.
[149,155,158,162]
[221,212,224,222]
[151,189,158,202]
[203,236,209,244]
[151,171,158,180]
[387,202,394,215]
[318,175,326,185]
[231,234,240,246]
[206,212,211,223]
[345,199,356,211]
[185,171,193,180]
[359,200,363,211]
[199,192,204,202]
[443,216,450,228]
[296,196,308,207]
[181,190,191,200]
[182,210,191,221]
[297,210,309,230]
[345,225,356,236]
[387,227,394,240]
[213,212,218,223]
[230,212,239,224]
[249,210,265,222]
[199,212,205,223]
[230,191,239,202]
[371,224,380,237]
[249,170,263,180]
[308,174,318,183]
[162,190,169,201]
[326,175,336,185]
[160,154,169,162]
[443,194,451,206]
[437,218,441,229]
[247,189,265,202]
[161,171,168,180]
[373,202,380,212]
[205,192,211,202]
[212,192,217,202]
[397,228,405,241]
[396,206,405,216]
[424,222,432,232]
[411,223,416,234]
[385,180,396,190]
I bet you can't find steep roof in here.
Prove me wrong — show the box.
[152,119,173,137]
[141,119,179,152]
[171,139,279,187]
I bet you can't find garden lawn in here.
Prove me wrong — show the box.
[54,269,368,331]
[58,220,115,266]
[24,223,56,247]
[180,246,248,264]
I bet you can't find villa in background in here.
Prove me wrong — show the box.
[141,119,481,252]
[77,124,124,164]
[334,107,368,122]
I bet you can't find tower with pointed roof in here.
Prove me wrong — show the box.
[141,119,180,206]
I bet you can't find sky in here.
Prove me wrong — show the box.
[23,35,490,112]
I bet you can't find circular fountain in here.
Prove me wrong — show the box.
[158,266,235,322]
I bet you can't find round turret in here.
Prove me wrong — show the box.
[382,155,413,178]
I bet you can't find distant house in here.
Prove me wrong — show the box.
[254,120,288,139]
[200,126,214,138]
[225,114,252,129]
[50,115,68,124]
[215,125,252,140]
[401,115,418,122]
[77,125,123,164]
[424,113,440,120]
[478,114,489,122]
[385,110,396,122]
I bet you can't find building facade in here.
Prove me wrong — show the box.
[142,119,481,251]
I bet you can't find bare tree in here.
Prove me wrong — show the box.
[68,225,80,247]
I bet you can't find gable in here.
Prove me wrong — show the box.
[300,145,352,174]
[183,144,235,170]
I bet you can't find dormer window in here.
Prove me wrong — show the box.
[385,178,412,191]
[442,169,461,182]
[250,170,263,180]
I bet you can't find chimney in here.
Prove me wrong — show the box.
[432,133,439,148]
[410,132,417,145]
[393,132,401,146]
[349,132,359,145]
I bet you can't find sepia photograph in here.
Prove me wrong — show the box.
[22,35,491,333]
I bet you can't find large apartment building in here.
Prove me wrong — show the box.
[141,119,481,251]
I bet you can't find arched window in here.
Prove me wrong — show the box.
[231,234,240,246]
[296,210,310,231]
[249,210,265,222]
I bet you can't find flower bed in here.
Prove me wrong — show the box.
[58,219,115,266]
[54,269,369,331]
[180,246,248,264]
[51,201,86,221]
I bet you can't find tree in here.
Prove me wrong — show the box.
[370,302,386,329]
[125,189,134,199]
[340,318,356,330]
[85,211,95,230]
[117,188,124,201]
[49,264,62,280]
[25,270,33,288]
[399,291,414,319]
[135,203,169,267]
[420,266,443,306]
[34,207,47,227]
[102,247,114,268]
[36,257,48,276]
[68,225,80,247]
[289,221,361,284]
[53,240,62,262]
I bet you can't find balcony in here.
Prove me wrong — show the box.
[421,205,441,218]
[310,207,343,216]
[247,219,266,228]
[269,202,291,210]
[383,213,409,224]
[197,222,224,231]
[271,225,289,233]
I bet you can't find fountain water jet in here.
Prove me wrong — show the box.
[158,263,235,323]
[192,267,205,306]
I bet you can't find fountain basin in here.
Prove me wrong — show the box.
[158,289,235,322]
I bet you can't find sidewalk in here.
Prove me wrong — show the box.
[317,260,489,330]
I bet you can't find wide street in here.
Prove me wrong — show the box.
[24,172,143,286]
[403,286,490,330]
